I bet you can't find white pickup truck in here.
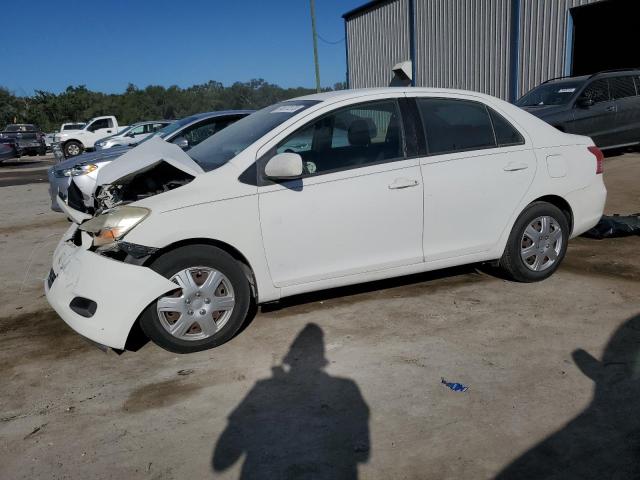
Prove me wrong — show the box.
[53,116,128,158]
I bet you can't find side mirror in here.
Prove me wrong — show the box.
[264,152,303,180]
[577,97,594,108]
[173,136,189,150]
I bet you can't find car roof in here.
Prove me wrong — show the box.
[129,120,174,126]
[544,69,640,84]
[545,75,590,84]
[186,110,255,120]
[295,87,505,103]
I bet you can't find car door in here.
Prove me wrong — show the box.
[569,79,618,147]
[609,75,640,146]
[258,98,424,287]
[412,96,536,261]
[88,118,115,137]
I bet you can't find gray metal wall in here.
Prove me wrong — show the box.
[518,0,598,97]
[345,0,604,99]
[345,0,410,89]
[414,0,513,99]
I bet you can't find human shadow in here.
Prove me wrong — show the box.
[212,323,370,479]
[496,314,640,479]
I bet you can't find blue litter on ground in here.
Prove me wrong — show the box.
[441,377,469,392]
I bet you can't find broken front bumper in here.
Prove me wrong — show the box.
[44,226,177,350]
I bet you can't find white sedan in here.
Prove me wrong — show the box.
[46,88,606,353]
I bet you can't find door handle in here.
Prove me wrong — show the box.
[605,106,616,112]
[503,161,529,172]
[388,178,420,189]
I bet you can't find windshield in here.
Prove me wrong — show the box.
[5,125,36,132]
[187,100,320,172]
[154,116,199,139]
[114,124,136,137]
[517,81,583,107]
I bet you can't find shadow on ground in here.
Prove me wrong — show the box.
[212,323,370,479]
[496,314,640,479]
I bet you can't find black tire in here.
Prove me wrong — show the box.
[499,201,570,282]
[64,140,83,158]
[139,245,252,353]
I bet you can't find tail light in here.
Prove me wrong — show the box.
[588,146,604,174]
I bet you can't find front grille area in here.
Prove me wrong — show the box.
[47,268,57,289]
[66,181,87,212]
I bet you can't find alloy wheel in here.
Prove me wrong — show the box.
[520,215,563,272]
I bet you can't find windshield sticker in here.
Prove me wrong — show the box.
[271,105,306,114]
[558,88,576,93]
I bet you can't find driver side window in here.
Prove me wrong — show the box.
[87,118,112,132]
[274,100,404,176]
[580,80,610,104]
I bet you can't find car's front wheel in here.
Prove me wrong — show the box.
[139,245,252,353]
[499,202,569,282]
[64,141,83,157]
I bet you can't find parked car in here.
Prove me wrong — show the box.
[52,116,128,159]
[46,88,606,354]
[0,139,19,161]
[516,69,640,150]
[95,120,172,150]
[48,110,252,212]
[0,124,47,156]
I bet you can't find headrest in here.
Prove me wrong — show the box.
[348,119,372,147]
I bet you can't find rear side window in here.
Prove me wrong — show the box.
[610,76,638,99]
[417,98,496,155]
[488,109,524,147]
[580,79,610,103]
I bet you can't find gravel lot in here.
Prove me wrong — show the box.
[0,153,638,479]
[0,154,56,187]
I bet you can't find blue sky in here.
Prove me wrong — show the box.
[0,0,363,95]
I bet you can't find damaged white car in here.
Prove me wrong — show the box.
[46,88,606,353]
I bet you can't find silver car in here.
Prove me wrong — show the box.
[95,120,172,150]
[48,110,252,212]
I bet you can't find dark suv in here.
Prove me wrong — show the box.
[516,69,640,150]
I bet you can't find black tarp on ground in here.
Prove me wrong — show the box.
[582,214,640,239]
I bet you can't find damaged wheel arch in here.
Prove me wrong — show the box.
[143,238,259,301]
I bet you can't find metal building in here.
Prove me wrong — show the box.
[344,0,639,101]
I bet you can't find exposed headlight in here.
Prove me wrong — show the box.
[79,206,150,247]
[56,163,98,177]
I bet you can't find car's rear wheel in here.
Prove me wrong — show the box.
[139,245,251,353]
[64,141,83,157]
[499,202,569,282]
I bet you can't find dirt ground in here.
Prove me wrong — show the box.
[0,153,638,479]
[0,154,56,187]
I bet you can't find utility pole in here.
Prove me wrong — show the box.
[310,0,321,92]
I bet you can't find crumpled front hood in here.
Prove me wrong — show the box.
[96,136,204,187]
[54,146,132,171]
